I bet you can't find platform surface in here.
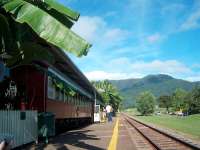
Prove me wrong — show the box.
[25,115,137,150]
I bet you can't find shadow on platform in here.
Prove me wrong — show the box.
[32,130,105,150]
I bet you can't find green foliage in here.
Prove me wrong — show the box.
[92,80,123,111]
[158,95,172,112]
[136,91,156,115]
[0,0,91,68]
[50,75,76,97]
[156,87,200,114]
[110,74,200,108]
[186,87,200,114]
[171,88,188,112]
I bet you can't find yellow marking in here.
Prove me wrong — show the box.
[107,118,119,150]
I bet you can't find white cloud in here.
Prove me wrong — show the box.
[185,76,200,82]
[179,2,200,31]
[109,57,130,67]
[105,58,193,80]
[131,60,191,74]
[192,64,200,69]
[108,57,191,75]
[103,28,129,42]
[104,11,118,18]
[72,16,130,47]
[72,16,106,42]
[147,33,161,43]
[180,11,200,31]
[85,59,193,80]
[114,44,161,59]
[84,71,143,80]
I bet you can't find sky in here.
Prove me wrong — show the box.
[58,0,200,81]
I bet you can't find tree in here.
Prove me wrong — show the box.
[136,91,156,115]
[187,87,200,114]
[92,80,123,111]
[171,88,188,112]
[158,95,172,112]
[0,0,91,67]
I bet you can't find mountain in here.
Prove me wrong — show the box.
[109,74,200,108]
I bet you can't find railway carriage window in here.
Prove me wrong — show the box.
[71,97,74,105]
[64,92,67,103]
[75,96,77,105]
[77,96,80,106]
[73,96,75,105]
[58,90,61,101]
[70,96,72,104]
[55,87,60,100]
[71,96,73,104]
[64,93,66,103]
[69,95,71,104]
[74,96,76,105]
[63,91,65,102]
[47,76,55,99]
[76,96,78,105]
[67,95,70,104]
[60,91,64,101]
[77,97,79,106]
[66,94,70,104]
[66,95,69,104]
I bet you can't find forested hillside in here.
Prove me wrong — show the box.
[110,74,200,108]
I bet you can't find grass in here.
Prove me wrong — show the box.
[124,108,200,141]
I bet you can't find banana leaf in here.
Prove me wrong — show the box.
[2,0,91,57]
[43,0,80,21]
[24,0,79,28]
[0,14,13,54]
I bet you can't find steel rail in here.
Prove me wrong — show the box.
[123,113,200,150]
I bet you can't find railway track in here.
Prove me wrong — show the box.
[123,113,200,150]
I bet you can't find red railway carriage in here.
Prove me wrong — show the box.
[9,62,94,120]
[0,44,103,130]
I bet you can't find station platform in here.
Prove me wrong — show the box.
[26,115,137,150]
